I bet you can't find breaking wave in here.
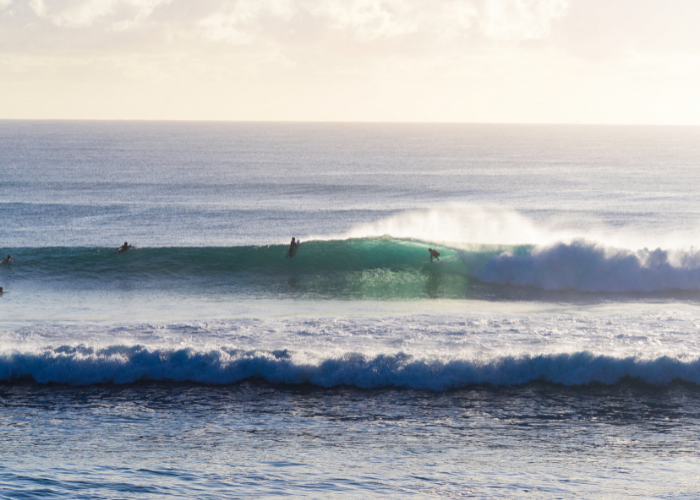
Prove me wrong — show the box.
[4,237,700,297]
[472,239,700,292]
[0,346,698,389]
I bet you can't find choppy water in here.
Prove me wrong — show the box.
[2,382,699,499]
[1,121,700,498]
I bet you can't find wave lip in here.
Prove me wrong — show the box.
[473,239,700,293]
[1,346,699,389]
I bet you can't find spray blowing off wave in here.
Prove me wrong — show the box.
[326,206,700,294]
[472,239,700,293]
[337,205,557,246]
[332,204,700,250]
[1,346,699,389]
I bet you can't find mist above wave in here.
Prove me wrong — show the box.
[333,204,700,250]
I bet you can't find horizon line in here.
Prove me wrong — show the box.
[1,118,699,127]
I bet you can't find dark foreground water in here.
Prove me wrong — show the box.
[1,381,699,499]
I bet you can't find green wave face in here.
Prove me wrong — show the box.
[1,238,529,300]
[284,238,472,299]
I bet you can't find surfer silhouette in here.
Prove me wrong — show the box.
[429,248,440,262]
[286,237,300,258]
[0,255,12,264]
[116,242,133,254]
[0,287,4,294]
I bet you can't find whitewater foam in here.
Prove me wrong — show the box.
[472,239,700,292]
[2,346,698,389]
[3,306,700,388]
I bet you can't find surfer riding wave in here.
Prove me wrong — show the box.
[429,248,440,262]
[286,237,300,258]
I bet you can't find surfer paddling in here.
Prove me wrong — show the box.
[286,237,300,258]
[0,255,12,264]
[116,242,134,254]
[429,248,440,262]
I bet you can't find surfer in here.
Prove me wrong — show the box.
[286,237,300,258]
[429,248,440,262]
[0,255,11,264]
[116,242,133,254]
[0,287,4,294]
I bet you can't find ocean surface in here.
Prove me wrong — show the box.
[1,121,699,498]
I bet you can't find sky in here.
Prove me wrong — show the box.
[1,0,700,123]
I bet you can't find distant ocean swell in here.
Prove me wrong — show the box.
[1,347,699,389]
[3,237,700,295]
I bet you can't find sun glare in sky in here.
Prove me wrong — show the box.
[1,0,699,123]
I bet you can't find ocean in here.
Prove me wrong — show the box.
[1,121,699,498]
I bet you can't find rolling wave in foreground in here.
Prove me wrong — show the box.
[4,237,700,296]
[1,346,698,389]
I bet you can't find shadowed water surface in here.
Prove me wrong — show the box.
[0,381,698,499]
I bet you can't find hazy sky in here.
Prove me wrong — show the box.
[1,0,699,123]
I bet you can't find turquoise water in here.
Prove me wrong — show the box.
[0,239,483,299]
